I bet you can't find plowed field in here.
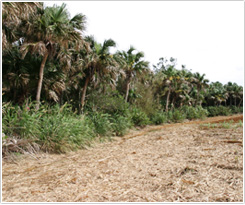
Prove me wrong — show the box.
[2,115,243,202]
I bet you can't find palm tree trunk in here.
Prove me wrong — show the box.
[238,98,242,107]
[59,91,64,106]
[125,79,131,102]
[197,91,200,106]
[166,88,171,112]
[36,51,49,110]
[171,95,176,111]
[80,76,90,113]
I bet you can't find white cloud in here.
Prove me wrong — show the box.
[44,1,244,86]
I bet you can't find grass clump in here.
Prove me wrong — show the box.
[111,114,132,136]
[88,112,113,137]
[38,104,96,153]
[181,106,208,120]
[150,111,168,125]
[2,102,96,153]
[2,102,41,139]
[236,120,243,128]
[230,106,243,114]
[200,120,243,130]
[129,107,150,127]
[168,109,186,123]
[207,106,232,117]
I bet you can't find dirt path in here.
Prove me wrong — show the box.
[2,115,243,202]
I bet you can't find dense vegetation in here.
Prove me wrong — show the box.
[2,3,243,154]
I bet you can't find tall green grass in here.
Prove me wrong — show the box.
[2,100,242,154]
[207,106,232,117]
[2,102,96,153]
[181,105,208,120]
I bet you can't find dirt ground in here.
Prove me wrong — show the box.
[2,115,243,202]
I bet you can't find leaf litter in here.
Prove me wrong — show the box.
[2,114,243,202]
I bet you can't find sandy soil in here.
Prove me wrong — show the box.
[2,115,243,202]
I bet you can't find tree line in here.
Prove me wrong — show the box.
[2,2,243,153]
[2,2,243,113]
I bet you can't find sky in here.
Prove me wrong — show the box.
[44,1,244,86]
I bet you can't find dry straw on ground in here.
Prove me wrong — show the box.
[2,115,243,202]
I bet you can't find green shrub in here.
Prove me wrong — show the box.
[230,106,243,114]
[88,112,113,136]
[2,102,97,153]
[129,107,150,127]
[196,106,208,119]
[207,106,232,117]
[181,106,197,119]
[111,114,132,136]
[2,102,42,139]
[181,106,208,120]
[36,104,96,153]
[168,109,186,123]
[87,91,130,116]
[218,106,232,116]
[150,111,168,125]
[207,106,219,117]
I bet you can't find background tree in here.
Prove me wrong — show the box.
[193,72,209,106]
[78,36,123,113]
[116,46,149,102]
[20,3,86,109]
[2,2,42,49]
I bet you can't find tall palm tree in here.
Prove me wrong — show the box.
[2,2,42,49]
[193,72,209,106]
[20,3,86,109]
[207,82,227,106]
[232,83,243,107]
[2,47,32,103]
[224,82,235,106]
[116,46,149,102]
[78,36,122,112]
[153,57,178,111]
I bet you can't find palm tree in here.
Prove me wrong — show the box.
[232,83,243,107]
[2,47,31,103]
[116,46,149,102]
[2,2,42,49]
[20,3,86,109]
[153,57,178,111]
[207,82,227,106]
[2,45,67,104]
[224,82,235,106]
[78,36,122,112]
[193,72,209,106]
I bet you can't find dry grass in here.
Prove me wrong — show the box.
[2,115,243,202]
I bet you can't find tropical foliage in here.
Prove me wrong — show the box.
[2,3,243,153]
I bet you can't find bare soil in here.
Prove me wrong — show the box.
[2,115,243,202]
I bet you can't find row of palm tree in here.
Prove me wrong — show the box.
[2,2,243,113]
[152,57,243,110]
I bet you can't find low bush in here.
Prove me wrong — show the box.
[168,109,186,123]
[111,114,132,136]
[2,102,42,140]
[181,106,208,120]
[230,106,243,114]
[2,102,96,153]
[196,106,209,119]
[207,106,232,117]
[129,107,150,127]
[88,112,113,137]
[150,111,168,125]
[86,90,130,116]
